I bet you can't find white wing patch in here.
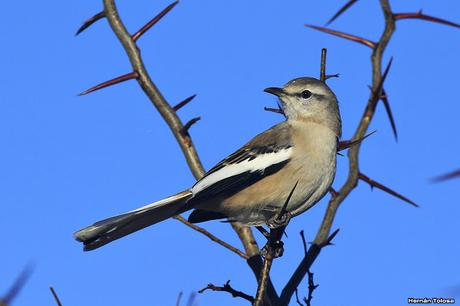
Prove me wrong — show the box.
[192,148,292,195]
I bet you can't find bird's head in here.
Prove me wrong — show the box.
[264,77,342,137]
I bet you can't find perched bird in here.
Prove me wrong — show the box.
[75,77,342,251]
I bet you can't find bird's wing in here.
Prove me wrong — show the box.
[190,122,293,202]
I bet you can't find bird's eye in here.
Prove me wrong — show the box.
[300,90,312,99]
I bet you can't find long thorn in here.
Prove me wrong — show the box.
[182,117,201,136]
[394,11,460,29]
[278,181,299,219]
[358,172,418,207]
[132,1,179,42]
[173,94,197,111]
[76,11,106,36]
[306,24,377,49]
[326,0,359,25]
[380,88,398,141]
[370,57,393,104]
[338,130,376,152]
[2,265,34,304]
[78,71,139,96]
[431,168,460,182]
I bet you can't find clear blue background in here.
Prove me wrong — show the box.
[1,1,459,305]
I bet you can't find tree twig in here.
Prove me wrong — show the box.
[50,287,63,306]
[173,215,248,259]
[198,280,254,303]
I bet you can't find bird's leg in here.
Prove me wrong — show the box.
[261,213,291,258]
[261,182,297,258]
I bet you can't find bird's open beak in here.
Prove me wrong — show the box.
[264,87,286,97]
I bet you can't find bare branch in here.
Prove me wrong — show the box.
[394,11,460,29]
[173,94,197,111]
[305,24,377,49]
[431,168,460,182]
[320,48,327,82]
[304,271,318,306]
[279,229,339,305]
[326,0,359,25]
[76,11,106,36]
[358,172,418,207]
[295,289,304,306]
[78,71,139,96]
[50,287,63,306]
[198,280,254,303]
[173,216,249,259]
[132,1,179,42]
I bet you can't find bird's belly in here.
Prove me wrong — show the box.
[218,155,336,225]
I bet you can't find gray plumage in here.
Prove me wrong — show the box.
[74,77,342,251]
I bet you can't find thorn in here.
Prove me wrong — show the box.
[322,228,340,247]
[173,94,197,111]
[338,130,376,152]
[76,11,105,36]
[181,116,201,137]
[328,187,339,198]
[279,180,299,220]
[306,24,377,49]
[326,0,359,25]
[300,230,308,255]
[380,88,398,141]
[370,57,393,104]
[431,168,460,182]
[358,172,419,207]
[2,264,34,304]
[132,1,180,42]
[264,107,285,115]
[394,11,460,29]
[78,71,139,96]
[325,73,340,80]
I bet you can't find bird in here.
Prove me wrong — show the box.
[74,77,342,251]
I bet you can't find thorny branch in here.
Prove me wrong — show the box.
[76,1,460,305]
[80,0,278,301]
[278,0,460,303]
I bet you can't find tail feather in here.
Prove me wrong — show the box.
[74,190,193,251]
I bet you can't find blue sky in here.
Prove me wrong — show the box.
[1,1,459,305]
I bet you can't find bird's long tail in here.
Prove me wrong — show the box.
[74,190,193,251]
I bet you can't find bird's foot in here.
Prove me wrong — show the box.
[267,211,292,229]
